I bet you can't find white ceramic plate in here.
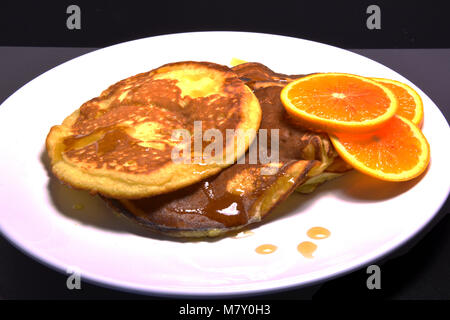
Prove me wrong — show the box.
[0,32,449,297]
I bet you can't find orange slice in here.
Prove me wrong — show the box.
[329,115,430,181]
[372,78,424,127]
[280,73,398,133]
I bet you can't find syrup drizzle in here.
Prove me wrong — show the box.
[306,227,331,240]
[255,244,277,255]
[297,241,317,259]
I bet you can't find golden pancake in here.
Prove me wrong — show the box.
[46,61,262,199]
[104,63,344,237]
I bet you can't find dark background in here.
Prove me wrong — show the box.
[0,0,449,49]
[0,0,449,300]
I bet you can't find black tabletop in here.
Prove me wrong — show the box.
[0,47,449,300]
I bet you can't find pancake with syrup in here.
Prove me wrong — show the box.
[104,63,347,237]
[46,61,262,199]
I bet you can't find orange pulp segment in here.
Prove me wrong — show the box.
[329,115,430,181]
[280,73,398,133]
[372,78,424,127]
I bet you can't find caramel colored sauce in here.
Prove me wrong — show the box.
[203,198,247,227]
[95,128,134,155]
[63,126,136,153]
[306,227,331,240]
[63,127,109,152]
[297,241,317,259]
[255,244,277,255]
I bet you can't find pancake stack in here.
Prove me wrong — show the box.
[46,61,351,237]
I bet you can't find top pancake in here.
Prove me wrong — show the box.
[46,61,262,199]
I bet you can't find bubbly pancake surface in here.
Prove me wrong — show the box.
[46,61,262,199]
[105,63,342,237]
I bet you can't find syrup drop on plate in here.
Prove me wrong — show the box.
[297,241,317,258]
[255,244,277,254]
[306,227,331,240]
